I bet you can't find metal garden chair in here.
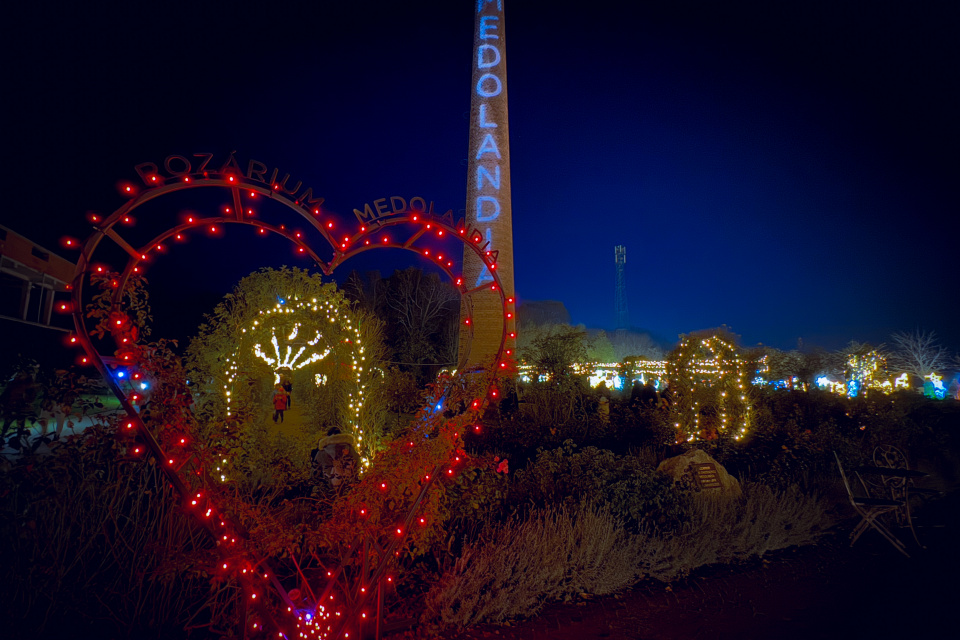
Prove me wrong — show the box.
[833,451,910,557]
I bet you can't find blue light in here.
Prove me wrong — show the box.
[476,196,500,221]
[477,165,500,189]
[848,380,860,398]
[475,133,501,159]
[476,74,502,98]
[116,370,126,378]
[277,295,286,304]
[140,382,149,390]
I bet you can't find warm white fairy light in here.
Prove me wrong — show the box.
[667,334,752,441]
[252,325,332,383]
[845,350,889,397]
[221,294,372,470]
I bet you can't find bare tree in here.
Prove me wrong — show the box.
[889,329,949,381]
[385,268,459,365]
[386,269,457,337]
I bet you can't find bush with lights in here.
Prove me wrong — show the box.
[665,329,754,443]
[185,267,389,486]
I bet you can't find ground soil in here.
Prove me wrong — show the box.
[389,491,960,640]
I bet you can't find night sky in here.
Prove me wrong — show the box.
[4,1,957,353]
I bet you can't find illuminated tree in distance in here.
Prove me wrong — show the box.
[841,341,889,397]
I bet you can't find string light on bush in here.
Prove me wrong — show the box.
[221,293,371,464]
[666,333,752,441]
[845,349,889,397]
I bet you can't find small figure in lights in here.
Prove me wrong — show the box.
[272,384,289,422]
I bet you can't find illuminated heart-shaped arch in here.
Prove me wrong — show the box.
[61,153,514,637]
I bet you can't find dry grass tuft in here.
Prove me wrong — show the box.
[424,483,830,628]
[423,503,641,627]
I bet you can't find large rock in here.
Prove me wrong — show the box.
[657,449,742,499]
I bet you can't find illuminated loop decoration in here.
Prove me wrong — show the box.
[222,294,372,471]
[60,152,514,638]
[666,334,752,442]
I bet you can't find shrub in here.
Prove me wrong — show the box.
[512,441,688,532]
[635,483,831,582]
[423,483,830,629]
[0,425,234,639]
[422,503,642,627]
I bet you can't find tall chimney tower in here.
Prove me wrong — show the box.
[460,0,516,367]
